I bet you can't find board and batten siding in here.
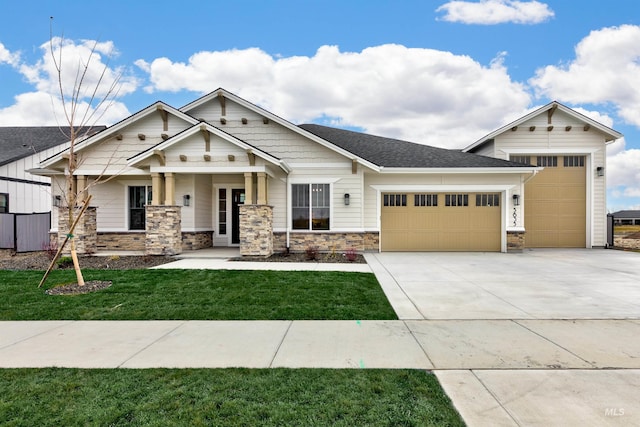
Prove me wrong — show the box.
[491,109,608,246]
[1,141,70,213]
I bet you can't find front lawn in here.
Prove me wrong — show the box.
[0,270,397,320]
[0,368,464,426]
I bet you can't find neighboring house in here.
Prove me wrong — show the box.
[34,89,621,255]
[0,126,104,214]
[612,210,640,225]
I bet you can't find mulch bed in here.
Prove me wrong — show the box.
[45,280,113,295]
[233,252,366,263]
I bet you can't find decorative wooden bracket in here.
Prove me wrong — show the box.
[228,155,235,162]
[200,124,210,151]
[115,133,123,140]
[547,125,554,131]
[529,126,536,132]
[352,159,358,174]
[157,105,168,131]
[565,125,572,131]
[547,104,557,124]
[161,133,169,140]
[179,155,187,162]
[218,93,226,116]
[263,117,269,124]
[583,124,591,131]
[138,133,146,140]
[203,154,211,162]
[241,118,248,124]
[153,149,166,166]
[511,126,518,132]
[247,151,256,166]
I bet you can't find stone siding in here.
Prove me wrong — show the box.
[614,236,640,250]
[97,232,146,251]
[239,205,273,256]
[145,205,182,255]
[507,230,525,253]
[273,232,380,253]
[182,231,214,251]
[57,206,97,254]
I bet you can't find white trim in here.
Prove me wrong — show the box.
[96,229,146,233]
[150,166,269,174]
[74,169,148,176]
[502,148,598,155]
[181,228,215,232]
[288,177,340,184]
[287,162,353,169]
[371,184,517,192]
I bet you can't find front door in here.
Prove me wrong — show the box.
[231,189,245,244]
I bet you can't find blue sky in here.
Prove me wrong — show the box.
[1,0,639,210]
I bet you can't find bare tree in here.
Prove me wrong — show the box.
[39,19,125,288]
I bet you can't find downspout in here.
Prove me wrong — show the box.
[285,173,290,252]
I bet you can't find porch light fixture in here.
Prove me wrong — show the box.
[596,166,605,177]
[53,195,62,207]
[512,194,520,206]
[344,193,350,206]
[183,194,191,206]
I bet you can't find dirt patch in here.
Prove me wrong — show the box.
[0,252,174,271]
[45,280,113,295]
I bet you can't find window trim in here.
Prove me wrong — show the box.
[290,183,332,231]
[128,185,152,230]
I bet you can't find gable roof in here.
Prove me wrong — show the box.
[299,124,530,169]
[463,101,623,153]
[0,126,105,167]
[39,102,198,168]
[128,122,289,172]
[612,210,640,219]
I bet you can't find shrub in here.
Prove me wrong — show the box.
[345,247,358,262]
[57,256,74,269]
[42,241,59,260]
[305,245,319,261]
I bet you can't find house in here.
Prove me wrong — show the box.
[612,210,640,226]
[0,126,105,214]
[33,89,621,255]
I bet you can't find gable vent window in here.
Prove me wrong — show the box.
[476,193,500,207]
[0,193,8,213]
[383,194,407,207]
[563,155,585,167]
[415,194,438,207]
[537,156,558,167]
[511,155,531,165]
[445,194,469,207]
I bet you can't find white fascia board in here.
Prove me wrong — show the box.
[150,166,270,174]
[26,168,65,176]
[378,167,540,174]
[370,184,517,192]
[74,168,149,176]
[502,148,598,155]
[181,88,380,171]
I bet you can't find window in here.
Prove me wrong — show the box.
[445,194,468,207]
[476,193,500,207]
[415,194,438,207]
[218,188,227,235]
[129,186,152,230]
[537,156,558,167]
[0,193,7,213]
[563,155,585,167]
[383,194,407,207]
[510,155,531,165]
[292,184,330,230]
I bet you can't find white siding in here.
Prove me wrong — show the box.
[492,110,608,246]
[194,174,213,229]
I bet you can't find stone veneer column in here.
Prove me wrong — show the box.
[145,205,182,255]
[507,230,525,253]
[57,206,97,254]
[239,205,273,257]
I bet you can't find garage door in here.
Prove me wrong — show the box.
[525,155,586,247]
[381,192,501,251]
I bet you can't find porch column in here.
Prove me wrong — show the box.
[76,175,87,202]
[164,172,175,205]
[151,172,162,205]
[244,172,254,204]
[257,172,267,204]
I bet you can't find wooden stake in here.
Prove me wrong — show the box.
[38,195,93,288]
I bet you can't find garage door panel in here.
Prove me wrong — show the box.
[525,155,586,248]
[381,192,500,252]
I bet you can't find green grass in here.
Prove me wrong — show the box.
[0,368,464,426]
[0,269,397,320]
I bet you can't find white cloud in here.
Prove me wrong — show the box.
[0,37,135,126]
[0,91,130,126]
[0,42,20,66]
[138,44,531,147]
[436,0,554,25]
[530,25,640,127]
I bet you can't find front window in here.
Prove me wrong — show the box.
[129,186,151,230]
[292,183,330,230]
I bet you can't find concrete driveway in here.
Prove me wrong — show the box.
[366,249,640,426]
[365,249,640,320]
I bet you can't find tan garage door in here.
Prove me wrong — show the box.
[381,193,501,251]
[525,155,586,247]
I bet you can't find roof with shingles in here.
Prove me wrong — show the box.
[298,124,528,168]
[0,126,105,167]
[612,210,640,219]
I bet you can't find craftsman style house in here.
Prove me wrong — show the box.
[34,88,621,256]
